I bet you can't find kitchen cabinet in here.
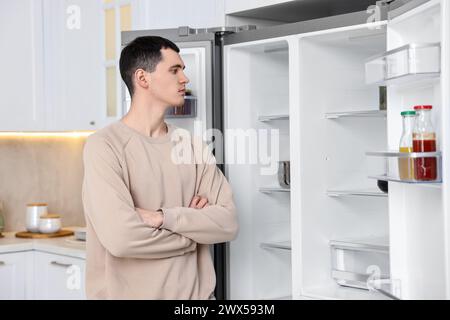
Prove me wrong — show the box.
[133,0,225,29]
[34,251,86,300]
[0,0,45,131]
[225,0,293,14]
[0,0,103,131]
[42,0,103,131]
[0,251,34,299]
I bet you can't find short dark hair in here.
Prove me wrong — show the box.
[119,36,180,97]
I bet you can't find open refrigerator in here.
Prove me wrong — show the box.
[121,0,450,300]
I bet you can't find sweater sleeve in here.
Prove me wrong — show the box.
[160,142,238,244]
[82,135,197,259]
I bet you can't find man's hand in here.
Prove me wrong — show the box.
[189,195,209,209]
[136,208,163,229]
[136,196,208,228]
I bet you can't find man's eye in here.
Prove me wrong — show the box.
[171,69,177,74]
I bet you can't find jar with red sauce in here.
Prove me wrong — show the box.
[412,105,437,181]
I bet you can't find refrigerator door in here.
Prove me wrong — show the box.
[382,0,450,300]
[222,8,391,300]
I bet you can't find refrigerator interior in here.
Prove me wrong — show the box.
[386,0,446,299]
[224,40,291,299]
[296,25,390,299]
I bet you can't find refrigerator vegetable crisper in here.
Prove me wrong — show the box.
[121,0,450,300]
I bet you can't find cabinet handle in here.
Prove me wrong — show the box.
[0,261,5,266]
[51,261,72,268]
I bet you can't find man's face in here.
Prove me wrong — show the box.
[147,48,189,108]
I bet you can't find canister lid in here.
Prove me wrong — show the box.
[40,214,60,219]
[26,203,47,207]
[414,105,433,110]
[401,111,416,116]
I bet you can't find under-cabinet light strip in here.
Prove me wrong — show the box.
[0,132,94,138]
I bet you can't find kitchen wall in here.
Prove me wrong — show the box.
[0,135,87,232]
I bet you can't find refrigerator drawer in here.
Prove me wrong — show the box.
[330,237,389,290]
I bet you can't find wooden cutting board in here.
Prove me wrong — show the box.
[15,229,74,239]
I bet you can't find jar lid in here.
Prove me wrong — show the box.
[41,214,60,219]
[26,203,48,207]
[414,105,433,110]
[401,111,416,116]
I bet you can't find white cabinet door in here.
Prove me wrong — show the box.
[0,252,28,299]
[34,251,86,300]
[0,0,45,131]
[225,0,293,14]
[134,0,225,29]
[43,0,103,131]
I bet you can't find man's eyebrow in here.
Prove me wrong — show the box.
[169,64,185,70]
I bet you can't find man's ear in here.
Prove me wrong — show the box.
[134,69,150,90]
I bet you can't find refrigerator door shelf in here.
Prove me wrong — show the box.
[259,187,291,193]
[366,150,443,184]
[365,43,441,85]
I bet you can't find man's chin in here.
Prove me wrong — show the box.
[174,100,185,107]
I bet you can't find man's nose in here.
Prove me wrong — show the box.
[180,72,189,84]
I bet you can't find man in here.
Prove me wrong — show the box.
[82,36,238,299]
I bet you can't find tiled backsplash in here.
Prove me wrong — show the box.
[0,135,87,231]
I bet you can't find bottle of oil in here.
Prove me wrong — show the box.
[0,201,5,235]
[399,111,416,180]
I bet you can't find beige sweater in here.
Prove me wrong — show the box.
[81,121,238,299]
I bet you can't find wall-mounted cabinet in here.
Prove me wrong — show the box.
[0,0,104,132]
[0,0,45,131]
[225,0,294,15]
[42,0,103,131]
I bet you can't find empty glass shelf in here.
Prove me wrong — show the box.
[326,189,388,198]
[260,241,291,251]
[258,114,289,122]
[325,110,386,119]
[259,187,291,193]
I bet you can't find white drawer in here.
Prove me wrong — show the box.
[34,251,86,300]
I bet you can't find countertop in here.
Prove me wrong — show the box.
[0,227,86,259]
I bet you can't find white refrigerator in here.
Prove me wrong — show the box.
[122,0,450,300]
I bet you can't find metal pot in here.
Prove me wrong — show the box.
[278,161,290,188]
